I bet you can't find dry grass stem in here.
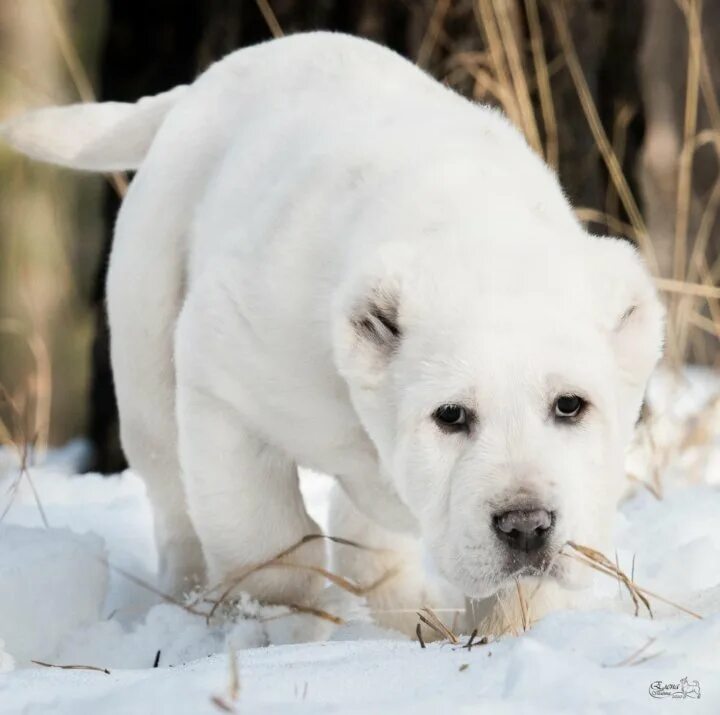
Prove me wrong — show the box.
[493,0,542,154]
[0,384,48,528]
[549,1,657,273]
[228,647,240,701]
[417,0,452,68]
[205,533,393,622]
[266,561,400,598]
[673,0,702,284]
[101,558,206,617]
[654,276,720,300]
[563,542,703,620]
[514,577,531,631]
[255,0,284,39]
[688,310,720,337]
[0,319,52,458]
[495,593,519,637]
[210,696,236,713]
[261,603,344,626]
[563,542,652,617]
[32,659,110,674]
[43,0,127,197]
[626,472,662,501]
[607,103,636,219]
[416,606,460,644]
[604,637,659,668]
[475,0,520,127]
[575,207,639,240]
[524,0,558,167]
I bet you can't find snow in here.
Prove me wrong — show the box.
[0,368,719,713]
[0,525,107,665]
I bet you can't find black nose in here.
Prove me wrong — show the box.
[492,508,554,553]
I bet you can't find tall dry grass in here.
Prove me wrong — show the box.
[434,0,719,368]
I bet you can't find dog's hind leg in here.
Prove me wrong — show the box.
[107,196,206,599]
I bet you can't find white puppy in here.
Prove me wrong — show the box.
[2,33,663,635]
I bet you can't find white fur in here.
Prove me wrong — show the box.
[2,33,664,635]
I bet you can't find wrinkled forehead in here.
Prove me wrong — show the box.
[396,292,613,402]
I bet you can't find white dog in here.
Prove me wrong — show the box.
[2,33,663,635]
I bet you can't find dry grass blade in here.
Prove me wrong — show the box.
[463,629,489,650]
[0,384,48,528]
[494,593,519,637]
[417,606,459,644]
[493,0,542,155]
[0,320,53,459]
[514,577,530,631]
[43,0,94,102]
[688,310,720,337]
[607,103,637,218]
[210,620,240,713]
[415,622,426,648]
[564,541,651,617]
[475,0,520,127]
[43,0,127,198]
[210,695,236,713]
[630,584,703,620]
[208,532,386,592]
[654,277,720,300]
[463,628,478,650]
[673,0,702,286]
[575,207,640,241]
[374,607,465,614]
[101,557,205,617]
[668,0,704,363]
[524,0,558,168]
[255,0,283,38]
[417,0,452,68]
[626,472,662,501]
[676,177,720,350]
[563,542,703,620]
[674,0,720,134]
[205,533,393,622]
[268,561,400,598]
[680,392,720,450]
[604,637,657,668]
[549,1,657,273]
[416,613,445,640]
[32,659,110,675]
[260,603,344,626]
[228,647,240,701]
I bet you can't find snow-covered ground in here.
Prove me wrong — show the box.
[1,369,719,713]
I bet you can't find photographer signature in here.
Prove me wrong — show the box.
[649,677,701,699]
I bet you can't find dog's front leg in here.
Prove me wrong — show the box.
[175,382,325,610]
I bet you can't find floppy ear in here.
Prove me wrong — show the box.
[333,277,403,388]
[333,241,415,387]
[349,284,402,356]
[594,237,665,394]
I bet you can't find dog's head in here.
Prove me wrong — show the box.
[334,221,663,599]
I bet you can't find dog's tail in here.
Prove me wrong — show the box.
[0,85,187,172]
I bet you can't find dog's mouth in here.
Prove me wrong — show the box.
[498,548,567,584]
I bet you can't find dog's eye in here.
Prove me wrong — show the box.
[554,395,586,420]
[433,404,470,432]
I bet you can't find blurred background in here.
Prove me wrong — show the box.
[0,0,717,474]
